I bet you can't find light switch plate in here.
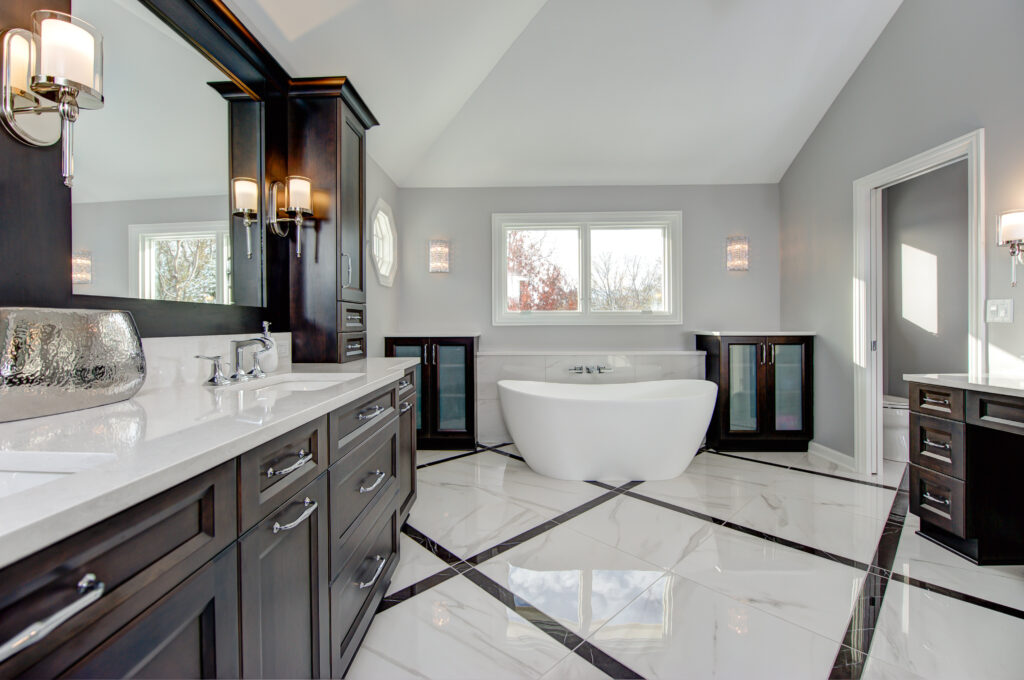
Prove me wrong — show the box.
[986,299,1014,323]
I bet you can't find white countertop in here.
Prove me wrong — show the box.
[903,373,1024,399]
[0,357,418,570]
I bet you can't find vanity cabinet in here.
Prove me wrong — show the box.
[385,336,479,450]
[907,381,1024,564]
[0,376,414,679]
[397,369,418,523]
[697,334,814,452]
[287,78,378,364]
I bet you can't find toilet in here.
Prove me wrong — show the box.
[882,394,910,463]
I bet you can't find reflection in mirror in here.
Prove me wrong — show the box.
[69,0,263,306]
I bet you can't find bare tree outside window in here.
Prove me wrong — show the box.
[505,229,580,312]
[590,227,667,312]
[152,237,220,303]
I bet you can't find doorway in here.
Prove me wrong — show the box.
[852,129,986,476]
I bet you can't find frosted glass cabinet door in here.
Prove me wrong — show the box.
[772,341,804,432]
[728,343,760,432]
[437,344,467,432]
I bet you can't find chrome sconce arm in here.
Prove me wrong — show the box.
[268,177,314,258]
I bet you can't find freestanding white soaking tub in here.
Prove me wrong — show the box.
[497,379,718,481]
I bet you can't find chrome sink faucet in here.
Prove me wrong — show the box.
[231,337,272,382]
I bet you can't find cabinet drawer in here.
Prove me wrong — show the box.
[339,332,367,363]
[238,415,328,533]
[910,465,968,538]
[398,367,415,397]
[909,413,966,480]
[0,462,237,677]
[330,505,398,677]
[967,390,1024,436]
[240,475,329,679]
[329,384,397,464]
[330,418,399,577]
[338,302,366,333]
[909,383,965,421]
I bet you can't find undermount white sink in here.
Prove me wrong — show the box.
[220,372,365,397]
[0,450,119,499]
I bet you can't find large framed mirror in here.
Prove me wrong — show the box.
[65,0,289,336]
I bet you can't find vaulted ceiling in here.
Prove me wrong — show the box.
[225,0,902,188]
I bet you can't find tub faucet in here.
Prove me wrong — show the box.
[586,365,614,374]
[568,365,585,375]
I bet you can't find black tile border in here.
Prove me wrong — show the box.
[415,443,520,469]
[400,523,466,566]
[462,569,645,679]
[377,566,462,613]
[415,450,481,469]
[704,449,900,491]
[828,468,910,679]
[886,572,1024,620]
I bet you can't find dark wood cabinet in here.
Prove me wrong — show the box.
[398,369,418,523]
[64,546,240,679]
[287,78,378,363]
[908,382,1024,564]
[386,336,478,450]
[239,475,329,679]
[697,334,814,452]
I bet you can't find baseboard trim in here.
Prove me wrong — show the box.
[808,441,856,471]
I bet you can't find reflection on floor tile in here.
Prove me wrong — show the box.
[348,576,572,680]
[632,470,763,521]
[537,651,613,679]
[767,473,897,520]
[386,533,451,597]
[475,522,665,638]
[861,654,927,680]
[588,574,839,679]
[869,579,1024,679]
[669,523,865,642]
[891,515,1024,611]
[418,449,477,466]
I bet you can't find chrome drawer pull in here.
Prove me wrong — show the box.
[400,401,412,414]
[273,497,317,534]
[922,438,952,451]
[346,342,362,351]
[922,396,951,407]
[922,491,951,506]
[358,555,388,589]
[357,405,385,421]
[266,450,311,478]
[0,574,104,664]
[398,379,410,389]
[359,470,386,493]
[346,314,362,322]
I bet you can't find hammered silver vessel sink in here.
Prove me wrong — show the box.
[0,308,147,423]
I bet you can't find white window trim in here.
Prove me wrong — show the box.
[491,211,683,326]
[370,197,398,287]
[128,220,231,304]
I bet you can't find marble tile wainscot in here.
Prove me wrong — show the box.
[476,350,706,444]
[0,357,418,678]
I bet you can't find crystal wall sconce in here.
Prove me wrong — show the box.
[268,176,313,258]
[1,10,104,187]
[232,177,259,259]
[998,210,1024,286]
[71,249,91,284]
[726,235,749,271]
[429,239,450,273]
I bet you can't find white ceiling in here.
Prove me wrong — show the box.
[225,0,902,188]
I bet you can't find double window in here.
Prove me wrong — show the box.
[491,211,682,325]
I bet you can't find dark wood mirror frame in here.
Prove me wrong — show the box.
[0,0,291,336]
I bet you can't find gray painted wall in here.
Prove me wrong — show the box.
[71,195,228,299]
[394,184,781,350]
[364,156,402,356]
[883,161,968,399]
[779,0,1024,456]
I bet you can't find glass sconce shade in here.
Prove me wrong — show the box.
[286,176,312,214]
[429,239,450,273]
[726,235,749,271]
[31,11,103,109]
[232,177,259,215]
[998,210,1024,245]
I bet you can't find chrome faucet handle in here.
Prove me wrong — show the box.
[248,346,272,379]
[596,365,614,374]
[195,355,231,386]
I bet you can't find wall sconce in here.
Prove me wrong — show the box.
[268,176,313,258]
[0,10,104,187]
[998,210,1024,286]
[726,235,749,271]
[231,177,259,259]
[71,249,91,284]
[429,239,450,273]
